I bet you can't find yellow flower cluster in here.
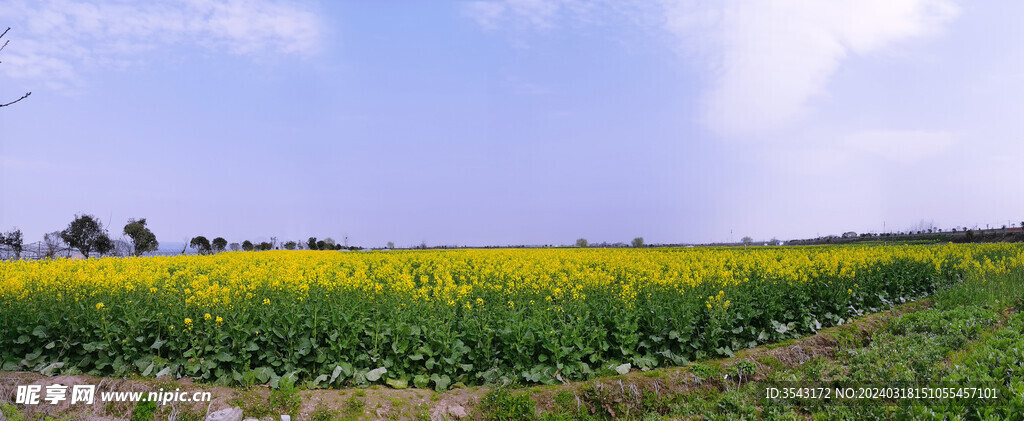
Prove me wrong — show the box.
[0,244,1021,313]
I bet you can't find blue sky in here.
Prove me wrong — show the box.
[1,0,1022,248]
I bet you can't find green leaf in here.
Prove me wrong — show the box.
[386,378,408,389]
[430,374,451,391]
[330,365,344,384]
[156,366,174,378]
[413,374,430,389]
[40,362,64,376]
[253,366,274,383]
[151,339,166,350]
[366,367,387,382]
[32,325,47,338]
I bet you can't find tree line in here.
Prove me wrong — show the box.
[0,213,361,260]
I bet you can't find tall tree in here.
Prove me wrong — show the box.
[1,228,22,259]
[42,231,65,259]
[190,236,212,255]
[575,238,588,248]
[242,240,254,251]
[212,237,228,253]
[229,242,240,252]
[283,241,297,250]
[123,218,159,257]
[307,237,318,250]
[631,237,644,248]
[94,233,114,256]
[61,214,108,258]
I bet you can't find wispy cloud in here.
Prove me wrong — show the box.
[0,0,324,90]
[660,0,959,137]
[463,0,959,140]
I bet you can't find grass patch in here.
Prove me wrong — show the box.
[479,388,536,421]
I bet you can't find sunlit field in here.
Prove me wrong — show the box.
[2,245,1022,391]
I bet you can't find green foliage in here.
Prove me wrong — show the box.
[688,363,718,381]
[228,392,274,419]
[344,395,365,414]
[130,398,158,421]
[479,388,536,421]
[61,213,108,258]
[189,236,212,255]
[0,245,1018,393]
[269,374,301,415]
[212,237,228,253]
[123,218,159,256]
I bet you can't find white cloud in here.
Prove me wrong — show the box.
[660,0,958,137]
[0,0,324,90]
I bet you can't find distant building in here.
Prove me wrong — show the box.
[842,231,858,239]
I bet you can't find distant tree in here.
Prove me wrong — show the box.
[212,237,227,253]
[965,230,975,242]
[316,240,327,250]
[94,233,114,256]
[43,231,65,259]
[307,237,318,250]
[123,218,159,257]
[241,240,254,251]
[324,237,336,249]
[1,228,23,259]
[386,241,394,250]
[61,214,109,258]
[229,242,240,251]
[741,236,753,246]
[258,242,272,251]
[283,241,297,250]
[575,238,588,248]
[0,28,31,108]
[190,236,212,255]
[419,241,428,250]
[631,237,644,248]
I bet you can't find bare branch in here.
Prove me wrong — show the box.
[0,92,31,107]
[0,27,30,108]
